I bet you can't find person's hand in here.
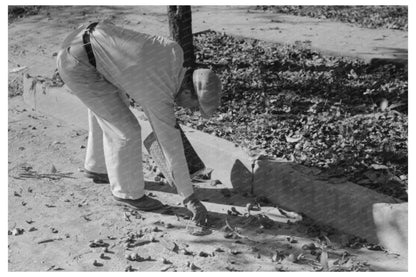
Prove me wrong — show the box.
[183,193,208,226]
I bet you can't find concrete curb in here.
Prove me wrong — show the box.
[252,160,407,256]
[22,76,407,257]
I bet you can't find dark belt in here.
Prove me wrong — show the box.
[82,22,99,67]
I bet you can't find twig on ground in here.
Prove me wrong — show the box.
[17,171,74,180]
[225,216,259,243]
[37,237,63,244]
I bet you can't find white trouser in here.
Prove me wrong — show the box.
[57,46,145,200]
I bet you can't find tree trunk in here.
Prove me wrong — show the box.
[167,5,195,68]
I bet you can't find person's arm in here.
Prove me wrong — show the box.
[143,101,194,198]
[144,101,208,226]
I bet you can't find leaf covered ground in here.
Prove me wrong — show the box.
[8,5,42,22]
[256,5,408,31]
[176,31,408,201]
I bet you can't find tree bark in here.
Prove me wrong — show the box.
[167,5,195,68]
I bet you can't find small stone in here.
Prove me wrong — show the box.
[125,254,132,261]
[80,145,86,149]
[28,227,37,232]
[215,247,224,252]
[50,165,57,173]
[165,223,174,229]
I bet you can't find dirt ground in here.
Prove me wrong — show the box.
[8,6,408,272]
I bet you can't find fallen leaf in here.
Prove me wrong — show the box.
[320,246,329,271]
[380,98,388,111]
[186,225,212,236]
[92,260,102,267]
[11,228,24,236]
[209,179,222,186]
[10,66,28,73]
[286,253,297,263]
[287,236,298,243]
[161,257,172,264]
[160,239,179,253]
[199,251,209,257]
[188,262,200,271]
[370,164,389,170]
[285,135,303,143]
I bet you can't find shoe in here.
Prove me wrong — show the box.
[183,193,208,226]
[113,195,164,211]
[84,169,109,184]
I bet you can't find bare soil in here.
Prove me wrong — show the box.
[8,6,407,272]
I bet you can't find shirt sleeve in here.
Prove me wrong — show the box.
[140,43,193,197]
[143,101,194,198]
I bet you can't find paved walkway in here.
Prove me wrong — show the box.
[8,5,408,78]
[193,6,408,62]
[130,5,408,63]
